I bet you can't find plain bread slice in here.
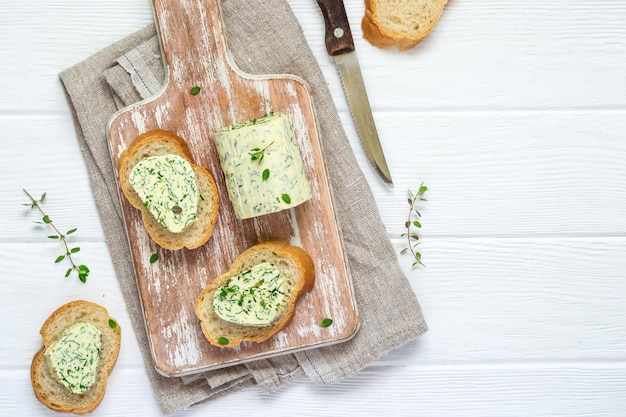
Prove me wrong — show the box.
[362,0,448,50]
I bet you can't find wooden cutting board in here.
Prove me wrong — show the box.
[107,0,359,376]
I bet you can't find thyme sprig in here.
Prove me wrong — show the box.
[23,189,90,283]
[249,141,274,163]
[400,183,428,268]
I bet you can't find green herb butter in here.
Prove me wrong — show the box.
[44,322,101,394]
[214,112,312,219]
[129,154,199,233]
[213,262,286,326]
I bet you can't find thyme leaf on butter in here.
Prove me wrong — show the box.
[23,189,90,283]
[401,183,428,268]
[249,141,274,163]
[281,193,291,204]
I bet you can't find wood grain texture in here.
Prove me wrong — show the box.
[106,0,358,376]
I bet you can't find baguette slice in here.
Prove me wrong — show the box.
[362,0,448,50]
[30,300,121,415]
[195,239,315,348]
[118,129,219,250]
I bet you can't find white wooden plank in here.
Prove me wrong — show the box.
[0,0,154,114]
[3,365,625,417]
[393,236,626,363]
[355,110,626,237]
[1,1,625,113]
[3,236,625,367]
[1,115,107,240]
[2,109,625,241]
[342,0,626,110]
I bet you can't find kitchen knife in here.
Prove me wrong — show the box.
[316,0,393,185]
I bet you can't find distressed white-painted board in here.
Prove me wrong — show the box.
[106,0,357,376]
[1,0,625,415]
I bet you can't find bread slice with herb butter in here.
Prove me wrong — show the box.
[362,0,448,50]
[30,300,121,415]
[195,239,315,348]
[118,129,219,250]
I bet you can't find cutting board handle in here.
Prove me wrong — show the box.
[152,0,230,95]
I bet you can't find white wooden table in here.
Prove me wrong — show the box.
[2,1,625,415]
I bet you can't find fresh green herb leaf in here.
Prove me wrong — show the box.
[249,141,274,163]
[402,183,428,268]
[320,318,333,327]
[108,319,117,329]
[217,337,229,345]
[190,86,201,95]
[262,169,270,181]
[23,189,91,283]
[23,190,89,282]
[150,253,159,264]
[281,194,291,204]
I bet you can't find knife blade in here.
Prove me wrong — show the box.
[315,0,393,186]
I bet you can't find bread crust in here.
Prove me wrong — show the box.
[118,129,219,250]
[362,0,448,50]
[30,300,121,414]
[195,239,315,348]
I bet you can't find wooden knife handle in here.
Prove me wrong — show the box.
[316,0,355,56]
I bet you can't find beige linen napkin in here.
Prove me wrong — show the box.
[59,0,427,413]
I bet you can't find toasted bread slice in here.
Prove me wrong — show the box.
[30,300,121,415]
[362,0,448,50]
[195,239,315,348]
[118,129,219,250]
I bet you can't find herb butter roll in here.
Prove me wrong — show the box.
[213,112,312,219]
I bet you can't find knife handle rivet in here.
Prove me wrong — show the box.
[333,27,345,39]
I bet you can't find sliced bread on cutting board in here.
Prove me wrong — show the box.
[30,300,121,415]
[195,239,315,348]
[362,0,448,50]
[118,129,219,250]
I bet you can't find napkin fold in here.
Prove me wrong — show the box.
[59,0,427,413]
